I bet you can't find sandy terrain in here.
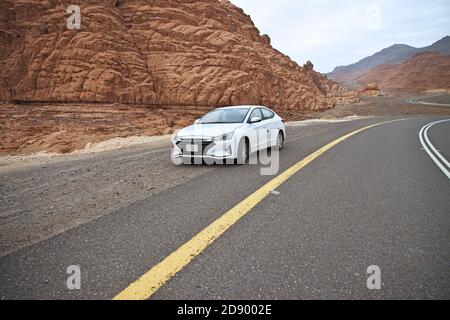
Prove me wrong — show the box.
[0,134,173,173]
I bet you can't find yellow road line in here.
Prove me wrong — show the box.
[113,118,407,300]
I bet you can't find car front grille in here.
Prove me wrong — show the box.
[176,139,216,156]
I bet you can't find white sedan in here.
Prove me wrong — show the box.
[172,106,286,164]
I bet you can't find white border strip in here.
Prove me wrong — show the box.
[419,119,450,179]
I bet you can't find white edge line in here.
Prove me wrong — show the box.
[419,120,450,179]
[423,119,450,168]
[418,101,450,107]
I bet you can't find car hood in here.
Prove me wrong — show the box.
[177,123,243,138]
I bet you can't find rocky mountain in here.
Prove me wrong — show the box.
[327,36,450,86]
[0,0,358,117]
[356,52,450,92]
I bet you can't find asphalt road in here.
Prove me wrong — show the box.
[407,94,450,108]
[0,116,449,299]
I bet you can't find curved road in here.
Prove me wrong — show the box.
[407,94,450,108]
[0,117,449,299]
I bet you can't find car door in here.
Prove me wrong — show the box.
[248,108,266,151]
[261,108,277,147]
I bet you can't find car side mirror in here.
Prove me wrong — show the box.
[194,119,200,124]
[250,116,262,123]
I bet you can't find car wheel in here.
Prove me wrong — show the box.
[277,131,284,151]
[236,138,248,165]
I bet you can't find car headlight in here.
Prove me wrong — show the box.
[213,132,234,142]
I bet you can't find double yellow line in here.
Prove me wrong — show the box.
[114,118,405,300]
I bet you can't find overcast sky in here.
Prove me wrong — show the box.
[231,0,450,73]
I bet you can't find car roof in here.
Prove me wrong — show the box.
[217,105,268,110]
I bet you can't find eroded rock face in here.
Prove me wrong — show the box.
[1,0,157,104]
[0,0,358,114]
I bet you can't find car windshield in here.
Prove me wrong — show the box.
[199,108,250,124]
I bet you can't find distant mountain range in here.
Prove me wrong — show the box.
[356,52,450,92]
[327,36,450,89]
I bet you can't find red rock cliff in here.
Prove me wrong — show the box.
[0,0,358,114]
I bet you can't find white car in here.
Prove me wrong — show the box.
[172,106,286,164]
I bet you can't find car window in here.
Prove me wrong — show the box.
[199,108,250,124]
[261,108,275,120]
[248,109,263,122]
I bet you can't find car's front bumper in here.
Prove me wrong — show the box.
[172,138,236,160]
